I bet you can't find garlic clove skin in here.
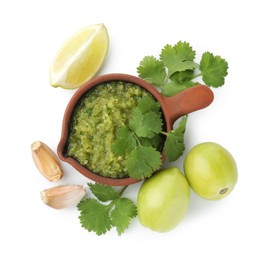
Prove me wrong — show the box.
[41,185,86,209]
[31,141,63,182]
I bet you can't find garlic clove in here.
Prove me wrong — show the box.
[41,185,86,209]
[31,141,63,182]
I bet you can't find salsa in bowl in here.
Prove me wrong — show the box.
[57,73,214,186]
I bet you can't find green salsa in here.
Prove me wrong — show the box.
[67,81,151,178]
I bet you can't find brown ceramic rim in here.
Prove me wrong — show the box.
[57,73,214,186]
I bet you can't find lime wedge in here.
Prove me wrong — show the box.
[50,24,109,89]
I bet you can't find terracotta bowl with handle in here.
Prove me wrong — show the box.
[57,73,214,186]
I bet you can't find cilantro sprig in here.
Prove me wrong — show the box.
[111,96,187,180]
[137,41,228,97]
[161,116,188,162]
[112,96,163,180]
[78,183,137,236]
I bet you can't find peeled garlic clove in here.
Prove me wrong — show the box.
[41,185,86,209]
[31,141,63,182]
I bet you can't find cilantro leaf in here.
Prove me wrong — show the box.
[161,81,198,97]
[88,183,120,202]
[174,41,196,61]
[128,108,143,132]
[111,126,137,156]
[137,56,166,86]
[136,95,161,114]
[111,198,137,235]
[164,116,188,162]
[139,135,162,149]
[127,145,162,179]
[200,52,228,87]
[78,198,112,235]
[133,111,163,138]
[170,70,195,82]
[129,98,163,139]
[160,42,197,76]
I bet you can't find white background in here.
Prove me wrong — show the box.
[1,0,274,259]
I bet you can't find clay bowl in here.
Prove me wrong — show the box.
[57,73,214,186]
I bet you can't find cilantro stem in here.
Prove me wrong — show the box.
[119,185,129,196]
[160,131,168,136]
[133,133,141,145]
[190,72,202,80]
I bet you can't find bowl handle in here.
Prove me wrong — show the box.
[163,85,214,124]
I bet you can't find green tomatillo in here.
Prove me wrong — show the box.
[137,167,190,232]
[184,142,238,200]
